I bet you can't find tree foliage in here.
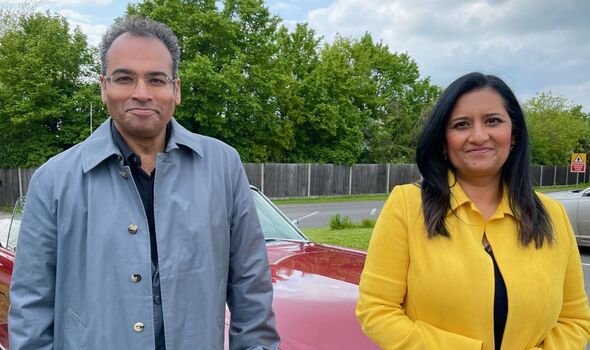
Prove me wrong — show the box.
[4,1,587,169]
[0,11,106,167]
[524,92,590,165]
[127,0,439,164]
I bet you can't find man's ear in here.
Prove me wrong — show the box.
[99,75,107,104]
[174,78,181,105]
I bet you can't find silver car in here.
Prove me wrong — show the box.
[547,186,590,247]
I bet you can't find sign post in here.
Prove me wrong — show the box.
[570,153,587,185]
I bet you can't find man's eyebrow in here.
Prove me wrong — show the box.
[109,68,171,77]
[109,68,134,75]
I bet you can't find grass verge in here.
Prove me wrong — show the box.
[536,183,589,193]
[273,183,589,205]
[297,182,590,251]
[302,227,372,251]
[272,193,388,205]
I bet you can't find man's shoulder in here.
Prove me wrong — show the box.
[171,120,240,160]
[35,142,85,176]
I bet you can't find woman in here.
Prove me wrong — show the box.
[356,72,590,350]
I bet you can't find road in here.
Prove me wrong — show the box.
[277,200,385,228]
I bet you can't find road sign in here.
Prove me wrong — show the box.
[570,153,586,173]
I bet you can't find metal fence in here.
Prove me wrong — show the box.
[1,164,588,207]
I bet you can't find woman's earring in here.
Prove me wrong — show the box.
[511,145,515,151]
[443,150,448,160]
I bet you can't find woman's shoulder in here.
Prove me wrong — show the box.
[390,182,422,196]
[386,182,423,207]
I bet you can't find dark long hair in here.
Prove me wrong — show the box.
[415,72,553,248]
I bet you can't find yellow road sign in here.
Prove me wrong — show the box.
[570,153,587,173]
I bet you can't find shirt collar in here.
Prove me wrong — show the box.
[447,171,514,218]
[81,117,204,173]
[110,120,135,164]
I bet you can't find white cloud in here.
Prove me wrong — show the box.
[55,9,106,46]
[269,2,299,11]
[0,0,111,4]
[46,0,111,5]
[305,0,590,110]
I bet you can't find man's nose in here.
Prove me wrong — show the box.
[131,78,153,100]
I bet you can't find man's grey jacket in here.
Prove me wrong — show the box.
[8,118,280,350]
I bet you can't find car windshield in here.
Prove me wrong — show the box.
[2,196,25,251]
[3,191,306,251]
[251,188,308,242]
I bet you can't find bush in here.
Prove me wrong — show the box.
[330,214,355,230]
[330,214,376,230]
[360,218,376,228]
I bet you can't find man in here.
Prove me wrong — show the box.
[9,16,280,350]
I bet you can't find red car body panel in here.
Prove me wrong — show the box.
[224,241,378,350]
[0,249,14,349]
[268,242,377,349]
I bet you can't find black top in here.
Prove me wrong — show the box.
[485,245,508,350]
[111,121,170,350]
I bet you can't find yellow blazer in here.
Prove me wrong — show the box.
[357,181,590,350]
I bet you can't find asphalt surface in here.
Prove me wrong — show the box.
[277,200,386,228]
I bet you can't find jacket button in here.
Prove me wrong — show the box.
[119,170,128,179]
[128,224,138,234]
[133,322,144,332]
[131,274,141,283]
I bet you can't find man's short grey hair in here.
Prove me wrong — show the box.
[100,16,180,78]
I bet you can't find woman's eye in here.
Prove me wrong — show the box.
[452,121,469,129]
[486,117,503,125]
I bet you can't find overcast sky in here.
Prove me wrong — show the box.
[2,0,589,111]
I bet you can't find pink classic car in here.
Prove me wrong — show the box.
[0,189,378,349]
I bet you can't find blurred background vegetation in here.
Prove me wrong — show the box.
[0,0,588,168]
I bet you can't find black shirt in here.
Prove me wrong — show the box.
[111,121,169,350]
[485,245,508,350]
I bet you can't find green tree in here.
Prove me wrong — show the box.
[525,93,590,165]
[128,0,297,162]
[0,11,104,167]
[287,38,364,164]
[289,34,440,164]
[345,34,440,163]
[128,0,439,164]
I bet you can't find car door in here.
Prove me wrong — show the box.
[576,188,590,246]
[0,196,24,349]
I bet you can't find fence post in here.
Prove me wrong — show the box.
[348,166,352,195]
[18,167,23,197]
[307,163,311,197]
[261,163,265,194]
[553,166,557,186]
[539,165,543,187]
[386,164,390,193]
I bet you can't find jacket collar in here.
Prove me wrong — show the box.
[448,171,514,219]
[81,117,203,173]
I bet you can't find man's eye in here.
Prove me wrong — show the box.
[149,78,168,86]
[113,76,135,85]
